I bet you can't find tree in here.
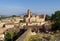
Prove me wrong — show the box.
[51,11,60,22]
[0,16,6,20]
[45,15,51,21]
[5,32,11,41]
[20,19,25,23]
[51,11,60,31]
[12,31,17,41]
[12,15,16,17]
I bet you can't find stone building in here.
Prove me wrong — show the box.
[5,23,14,28]
[0,34,4,41]
[0,22,5,28]
[23,9,46,23]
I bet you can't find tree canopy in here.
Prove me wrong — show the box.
[51,11,60,31]
[5,31,17,41]
[11,15,16,17]
[5,32,11,41]
[45,15,51,21]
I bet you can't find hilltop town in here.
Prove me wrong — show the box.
[0,9,52,41]
[0,9,60,41]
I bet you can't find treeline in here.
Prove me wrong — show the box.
[0,15,18,20]
[45,11,60,32]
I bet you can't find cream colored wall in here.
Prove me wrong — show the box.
[39,18,45,22]
[0,22,5,28]
[19,22,45,27]
[36,18,40,22]
[25,18,29,22]
[0,34,4,41]
[29,16,45,23]
[5,24,14,28]
[30,17,35,22]
[20,23,26,27]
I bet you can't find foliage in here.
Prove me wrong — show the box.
[20,19,25,23]
[5,32,11,41]
[12,31,17,41]
[11,15,16,17]
[51,11,60,31]
[52,22,60,30]
[51,11,60,22]
[5,31,17,41]
[45,15,51,21]
[0,16,7,20]
[29,38,42,41]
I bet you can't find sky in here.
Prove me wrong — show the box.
[0,0,60,16]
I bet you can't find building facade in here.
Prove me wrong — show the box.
[24,9,46,23]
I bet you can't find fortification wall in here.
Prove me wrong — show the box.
[16,29,32,41]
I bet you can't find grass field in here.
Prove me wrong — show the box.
[28,32,60,41]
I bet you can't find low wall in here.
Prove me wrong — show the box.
[16,29,32,41]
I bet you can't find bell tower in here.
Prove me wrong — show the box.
[27,9,32,18]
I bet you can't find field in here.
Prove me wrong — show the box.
[28,32,60,41]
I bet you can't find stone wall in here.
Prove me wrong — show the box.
[16,29,32,41]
